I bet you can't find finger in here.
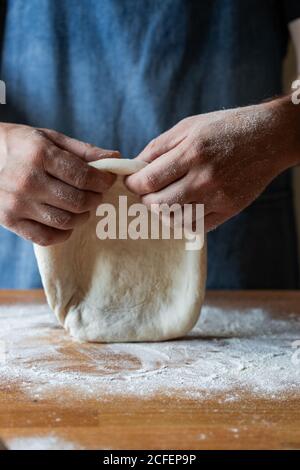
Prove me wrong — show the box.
[43,144,116,192]
[39,128,121,162]
[125,144,190,195]
[141,174,195,207]
[160,203,202,230]
[170,203,205,236]
[136,128,187,164]
[29,203,90,230]
[0,189,92,230]
[44,175,103,214]
[14,219,73,246]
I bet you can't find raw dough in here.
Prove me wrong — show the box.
[34,158,206,342]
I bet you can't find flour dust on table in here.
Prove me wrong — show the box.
[0,302,299,401]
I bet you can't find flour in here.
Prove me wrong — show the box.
[6,434,81,450]
[0,302,299,401]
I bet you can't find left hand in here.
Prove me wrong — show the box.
[125,100,298,231]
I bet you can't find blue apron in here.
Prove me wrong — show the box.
[0,0,299,288]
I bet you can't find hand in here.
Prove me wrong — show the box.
[0,123,119,245]
[125,99,300,231]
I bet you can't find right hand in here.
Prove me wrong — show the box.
[0,123,119,245]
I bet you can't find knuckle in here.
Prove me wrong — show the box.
[142,173,157,193]
[31,128,46,139]
[43,209,73,229]
[45,145,61,165]
[72,191,87,212]
[82,143,96,159]
[73,166,89,189]
[17,172,35,193]
[55,212,73,229]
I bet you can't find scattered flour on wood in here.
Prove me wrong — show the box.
[0,302,299,400]
[6,434,82,450]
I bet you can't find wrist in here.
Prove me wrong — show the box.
[262,95,300,170]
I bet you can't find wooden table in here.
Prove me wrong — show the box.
[0,290,299,450]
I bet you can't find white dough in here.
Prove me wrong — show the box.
[34,158,206,342]
[89,158,147,175]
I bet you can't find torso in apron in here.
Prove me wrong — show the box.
[0,0,298,288]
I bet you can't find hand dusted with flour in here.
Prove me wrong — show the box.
[34,159,206,342]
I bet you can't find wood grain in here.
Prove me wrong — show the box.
[0,289,299,450]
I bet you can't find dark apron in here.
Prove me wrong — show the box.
[0,0,299,289]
